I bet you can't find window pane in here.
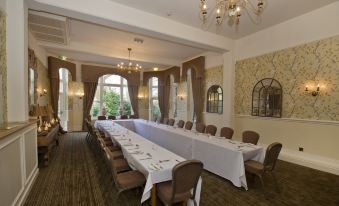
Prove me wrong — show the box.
[152,77,158,86]
[103,75,121,84]
[59,82,63,93]
[151,99,160,118]
[102,86,121,116]
[123,78,128,85]
[152,88,158,98]
[94,86,100,102]
[90,101,100,117]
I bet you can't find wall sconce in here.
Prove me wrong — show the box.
[138,95,144,100]
[177,94,185,100]
[305,84,320,96]
[37,88,48,97]
[72,82,84,99]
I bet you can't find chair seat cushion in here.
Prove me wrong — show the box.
[113,159,130,173]
[157,181,192,204]
[245,160,264,174]
[116,171,146,189]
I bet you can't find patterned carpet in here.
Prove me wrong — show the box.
[24,132,339,206]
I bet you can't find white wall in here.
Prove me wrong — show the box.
[0,0,6,10]
[6,0,29,122]
[234,1,339,175]
[235,1,339,60]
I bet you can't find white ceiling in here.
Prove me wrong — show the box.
[110,0,338,39]
[30,13,206,69]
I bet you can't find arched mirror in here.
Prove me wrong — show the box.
[206,85,223,114]
[252,78,282,117]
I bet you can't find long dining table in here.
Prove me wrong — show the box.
[96,119,265,190]
[95,120,201,206]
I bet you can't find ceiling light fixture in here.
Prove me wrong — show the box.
[153,67,159,71]
[199,0,266,27]
[117,48,142,74]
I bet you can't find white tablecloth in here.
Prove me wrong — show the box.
[95,120,201,205]
[107,119,265,190]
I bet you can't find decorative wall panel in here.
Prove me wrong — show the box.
[235,35,339,121]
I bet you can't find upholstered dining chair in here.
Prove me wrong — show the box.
[245,142,283,198]
[108,115,116,120]
[195,123,206,133]
[98,115,106,120]
[103,147,130,173]
[163,118,169,125]
[220,127,234,139]
[168,119,175,126]
[242,130,260,145]
[129,114,138,119]
[185,121,193,130]
[120,114,128,119]
[177,120,185,128]
[157,160,203,206]
[205,125,217,136]
[112,159,146,201]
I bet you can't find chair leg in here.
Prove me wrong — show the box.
[258,175,268,199]
[271,172,280,193]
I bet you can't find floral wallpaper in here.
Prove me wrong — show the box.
[235,35,339,121]
[0,9,7,123]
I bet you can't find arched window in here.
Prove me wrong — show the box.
[90,74,132,118]
[206,85,223,114]
[252,78,282,117]
[58,68,71,130]
[149,77,160,119]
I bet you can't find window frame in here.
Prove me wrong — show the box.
[91,74,132,118]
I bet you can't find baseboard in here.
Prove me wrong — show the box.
[15,167,39,206]
[278,148,339,176]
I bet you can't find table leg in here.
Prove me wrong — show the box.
[151,184,157,206]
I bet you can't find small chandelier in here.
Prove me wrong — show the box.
[117,48,142,73]
[199,0,266,27]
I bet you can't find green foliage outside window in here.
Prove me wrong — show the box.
[123,101,132,115]
[91,104,99,117]
[103,90,120,116]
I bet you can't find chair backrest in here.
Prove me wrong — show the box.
[264,142,282,171]
[168,119,175,126]
[171,160,203,202]
[220,127,234,139]
[163,118,169,125]
[108,115,116,120]
[205,125,217,136]
[242,130,260,145]
[120,114,128,119]
[177,120,185,128]
[98,115,106,120]
[195,123,206,133]
[129,114,138,119]
[185,121,193,130]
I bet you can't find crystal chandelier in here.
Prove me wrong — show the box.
[199,0,266,27]
[117,48,142,73]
